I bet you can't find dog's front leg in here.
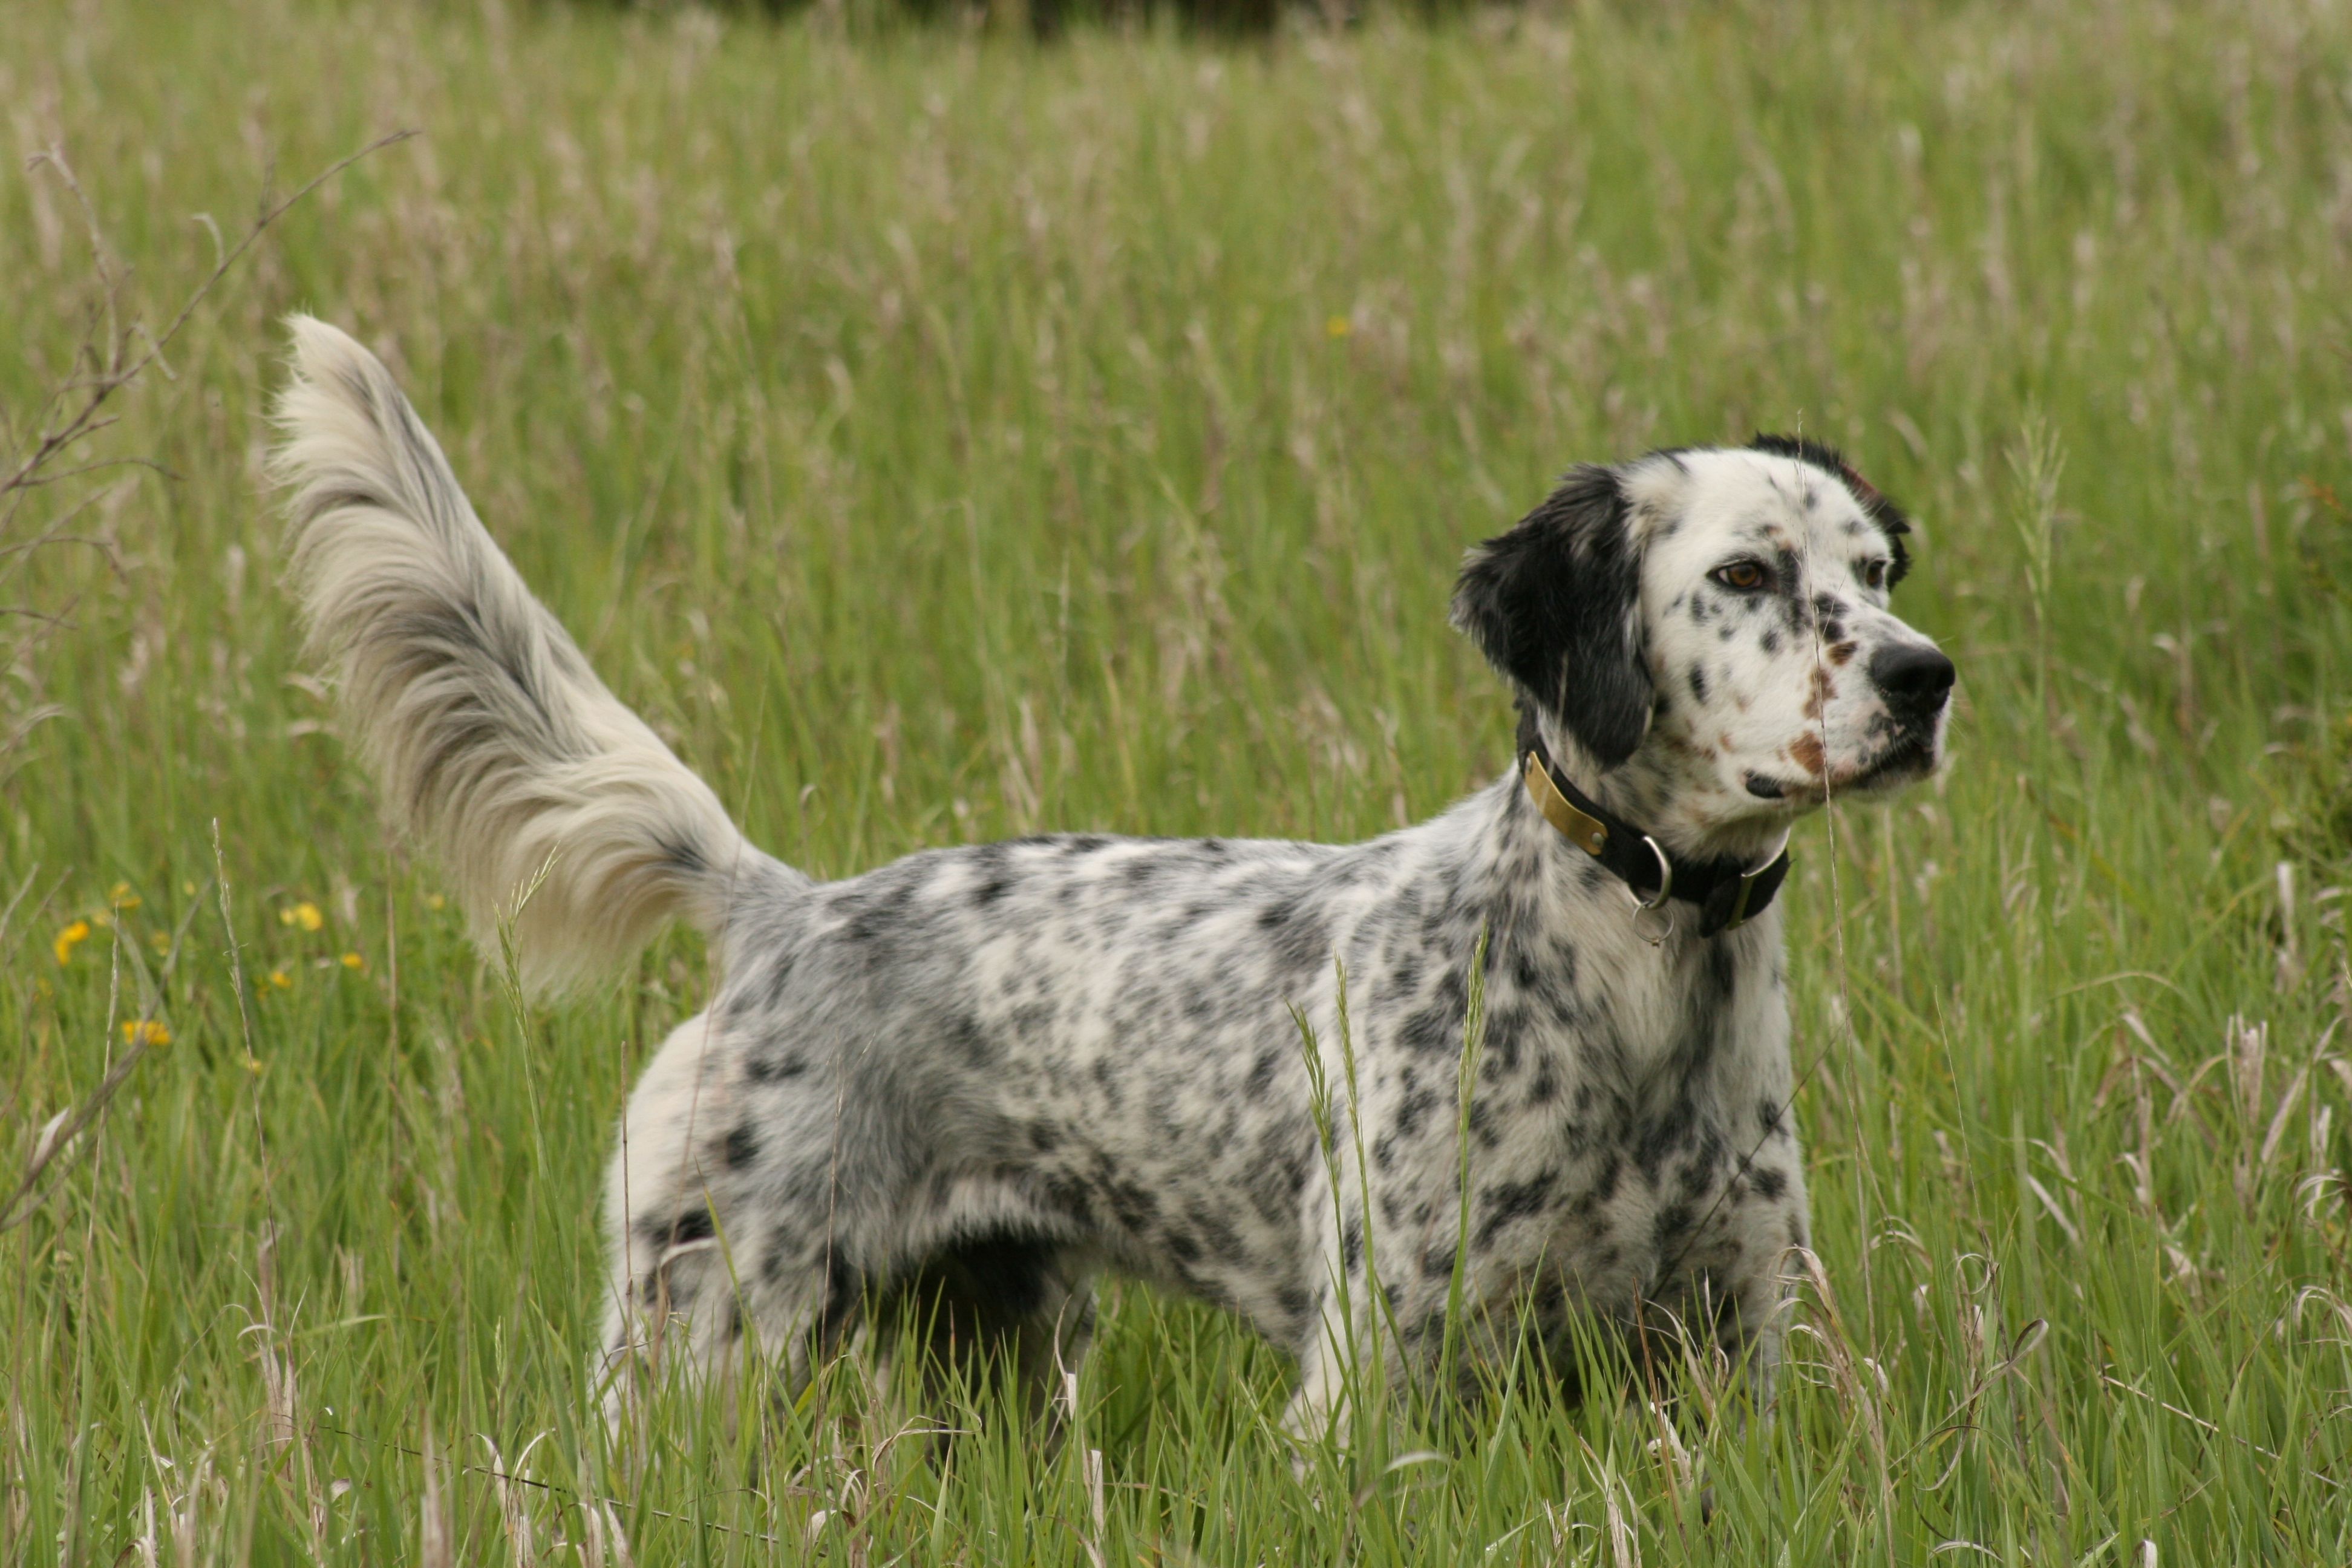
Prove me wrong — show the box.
[1276,1280,1421,1466]
[1280,1324,1353,1453]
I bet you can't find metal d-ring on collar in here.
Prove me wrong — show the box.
[1625,834,1675,947]
[1722,827,1793,929]
[1629,835,1672,911]
[1520,743,1796,939]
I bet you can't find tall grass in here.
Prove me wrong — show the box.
[7,0,2352,1560]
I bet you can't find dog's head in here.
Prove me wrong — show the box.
[1453,436,1952,852]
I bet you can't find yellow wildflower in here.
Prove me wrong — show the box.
[109,881,140,911]
[1326,315,1352,338]
[341,951,365,970]
[241,1054,267,1076]
[122,1020,172,1048]
[281,901,324,932]
[269,969,293,990]
[54,920,91,966]
[149,932,170,953]
[425,893,446,911]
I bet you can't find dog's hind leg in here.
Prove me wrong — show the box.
[592,1014,845,1425]
[596,1021,704,1421]
[595,1163,873,1432]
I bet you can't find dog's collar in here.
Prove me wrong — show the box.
[1519,739,1792,938]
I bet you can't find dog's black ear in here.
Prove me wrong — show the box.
[1451,465,1652,768]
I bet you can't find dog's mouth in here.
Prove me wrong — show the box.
[1837,735,1938,792]
[1744,735,1938,803]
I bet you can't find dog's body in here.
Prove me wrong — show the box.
[273,318,1952,1432]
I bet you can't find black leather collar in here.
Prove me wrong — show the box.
[1518,727,1792,938]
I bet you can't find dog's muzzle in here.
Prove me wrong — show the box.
[1869,642,1956,734]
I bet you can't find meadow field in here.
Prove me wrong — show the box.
[8,0,2352,1560]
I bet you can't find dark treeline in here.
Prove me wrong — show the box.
[546,1,1996,42]
[560,0,1501,37]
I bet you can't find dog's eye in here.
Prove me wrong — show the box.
[1863,559,1889,590]
[1711,561,1769,592]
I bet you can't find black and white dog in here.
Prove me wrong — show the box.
[273,317,1952,1432]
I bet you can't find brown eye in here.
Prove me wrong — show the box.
[1712,561,1768,592]
[1863,559,1889,590]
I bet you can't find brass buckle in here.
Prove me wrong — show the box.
[1523,753,1683,946]
[1523,753,1608,857]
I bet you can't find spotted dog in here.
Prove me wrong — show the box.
[272,317,1954,1434]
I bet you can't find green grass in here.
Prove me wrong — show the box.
[8,0,2352,1560]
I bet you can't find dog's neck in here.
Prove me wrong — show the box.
[1515,706,1797,867]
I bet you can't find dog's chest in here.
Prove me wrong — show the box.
[1360,916,1805,1328]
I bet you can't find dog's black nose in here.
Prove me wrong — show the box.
[1870,642,1955,713]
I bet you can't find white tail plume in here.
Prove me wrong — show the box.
[271,315,782,996]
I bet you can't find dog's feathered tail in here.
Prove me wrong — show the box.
[272,315,792,998]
